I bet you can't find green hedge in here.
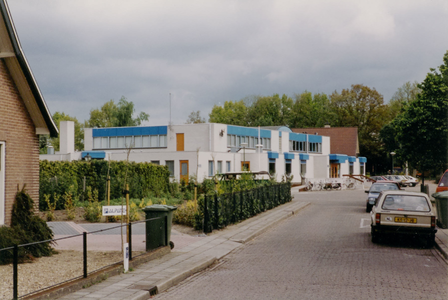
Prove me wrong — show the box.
[198,182,291,233]
[39,160,170,210]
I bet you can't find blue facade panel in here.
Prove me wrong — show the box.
[289,132,307,142]
[268,151,279,159]
[284,152,295,160]
[308,135,322,143]
[227,125,271,138]
[93,126,168,137]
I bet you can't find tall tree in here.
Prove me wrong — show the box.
[290,92,335,128]
[393,51,448,183]
[387,81,421,120]
[208,100,248,125]
[246,94,293,126]
[186,110,206,124]
[330,84,389,173]
[86,96,149,128]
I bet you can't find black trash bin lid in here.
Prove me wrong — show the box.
[143,204,178,211]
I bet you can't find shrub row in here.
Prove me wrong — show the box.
[39,160,170,210]
[198,182,291,233]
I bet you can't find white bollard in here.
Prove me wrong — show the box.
[123,243,129,273]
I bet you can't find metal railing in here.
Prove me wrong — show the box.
[0,215,167,300]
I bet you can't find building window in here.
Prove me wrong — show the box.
[308,142,322,153]
[349,162,354,175]
[93,137,101,149]
[360,163,365,175]
[134,136,142,148]
[150,135,158,147]
[151,161,160,165]
[300,160,307,176]
[93,134,168,149]
[117,137,125,148]
[166,161,174,177]
[285,160,292,175]
[125,136,133,148]
[101,137,109,148]
[217,161,222,174]
[160,135,167,147]
[269,160,276,174]
[226,161,231,172]
[227,134,269,149]
[208,161,214,177]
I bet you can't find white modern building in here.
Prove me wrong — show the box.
[41,122,367,184]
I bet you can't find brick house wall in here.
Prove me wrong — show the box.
[0,59,40,225]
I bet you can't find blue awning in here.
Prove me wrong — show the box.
[299,153,309,160]
[329,154,348,163]
[268,151,279,159]
[82,151,106,159]
[359,157,367,163]
[348,156,356,163]
[284,152,295,160]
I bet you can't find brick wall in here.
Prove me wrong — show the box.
[0,59,40,226]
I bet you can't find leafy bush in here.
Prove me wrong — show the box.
[63,189,76,220]
[0,186,54,265]
[83,187,102,222]
[173,200,198,227]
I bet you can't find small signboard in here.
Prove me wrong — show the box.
[102,205,127,216]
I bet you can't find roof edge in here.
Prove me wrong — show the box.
[0,0,58,137]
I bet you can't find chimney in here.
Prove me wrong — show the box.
[60,121,75,154]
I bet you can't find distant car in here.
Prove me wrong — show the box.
[385,175,408,187]
[368,176,388,182]
[365,181,401,212]
[436,169,448,193]
[404,175,418,187]
[370,191,437,247]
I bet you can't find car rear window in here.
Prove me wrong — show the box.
[381,195,430,212]
[370,183,399,192]
[438,171,448,187]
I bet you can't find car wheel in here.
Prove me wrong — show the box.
[371,228,379,243]
[366,204,371,213]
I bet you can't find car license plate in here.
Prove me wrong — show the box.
[394,217,417,223]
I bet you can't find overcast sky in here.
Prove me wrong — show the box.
[7,0,448,126]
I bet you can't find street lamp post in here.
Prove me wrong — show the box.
[390,152,396,174]
[241,142,248,171]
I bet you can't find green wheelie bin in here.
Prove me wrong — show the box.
[432,191,448,229]
[143,204,177,250]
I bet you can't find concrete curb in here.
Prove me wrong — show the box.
[156,256,217,293]
[435,236,448,260]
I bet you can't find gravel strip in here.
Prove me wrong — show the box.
[0,250,124,300]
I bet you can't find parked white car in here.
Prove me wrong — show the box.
[404,175,419,187]
[370,191,437,247]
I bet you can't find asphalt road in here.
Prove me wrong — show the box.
[155,189,448,300]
